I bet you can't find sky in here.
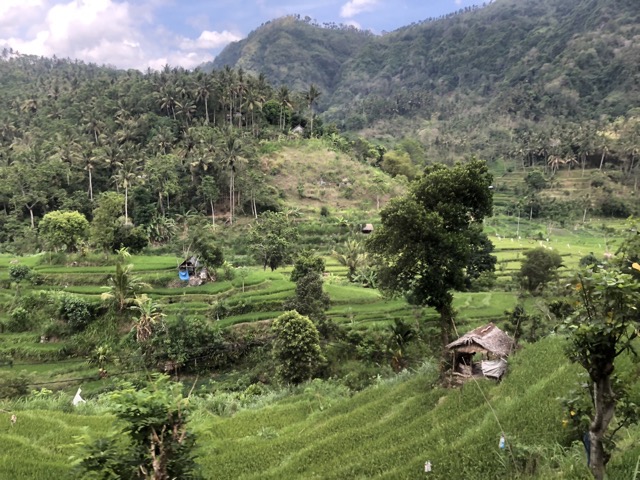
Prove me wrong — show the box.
[0,0,481,71]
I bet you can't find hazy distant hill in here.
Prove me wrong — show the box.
[210,0,640,127]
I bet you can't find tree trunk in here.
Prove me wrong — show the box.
[124,186,129,225]
[599,151,606,170]
[589,375,615,480]
[204,99,209,125]
[27,206,35,229]
[436,303,453,350]
[210,200,215,226]
[88,168,93,201]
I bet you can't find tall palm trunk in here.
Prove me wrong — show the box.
[88,167,93,201]
[124,185,129,225]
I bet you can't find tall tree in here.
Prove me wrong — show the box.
[367,160,493,350]
[217,128,249,225]
[249,211,299,271]
[564,260,640,480]
[304,84,321,136]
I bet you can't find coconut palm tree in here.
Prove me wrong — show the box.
[101,248,150,313]
[130,294,165,343]
[332,238,367,281]
[194,72,212,124]
[218,128,249,224]
[113,159,143,225]
[277,86,292,131]
[304,84,321,136]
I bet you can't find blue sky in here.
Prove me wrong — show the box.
[0,0,481,70]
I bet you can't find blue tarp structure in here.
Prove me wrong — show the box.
[179,269,190,281]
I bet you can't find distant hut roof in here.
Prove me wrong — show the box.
[361,223,374,234]
[446,323,514,357]
[179,256,199,268]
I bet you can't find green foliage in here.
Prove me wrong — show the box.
[90,192,125,251]
[5,306,33,332]
[77,375,201,479]
[519,247,564,292]
[0,370,31,398]
[112,223,149,254]
[272,310,325,384]
[283,272,333,339]
[380,149,416,180]
[57,294,94,332]
[332,238,366,282]
[147,313,225,372]
[563,261,640,479]
[599,195,632,218]
[367,159,493,345]
[101,249,150,312]
[524,170,548,192]
[249,211,299,271]
[290,250,325,282]
[8,264,32,284]
[189,227,224,271]
[38,210,89,252]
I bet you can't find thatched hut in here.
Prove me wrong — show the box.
[178,256,199,276]
[445,323,515,380]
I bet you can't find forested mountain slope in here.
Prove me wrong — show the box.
[212,0,640,127]
[209,16,373,98]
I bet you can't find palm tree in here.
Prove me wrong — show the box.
[130,294,165,343]
[218,128,249,224]
[277,86,292,131]
[113,159,143,225]
[101,248,150,313]
[194,73,212,124]
[332,238,367,281]
[242,87,263,136]
[304,84,321,136]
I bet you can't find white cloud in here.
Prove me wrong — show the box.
[340,0,378,18]
[0,0,242,71]
[180,30,242,50]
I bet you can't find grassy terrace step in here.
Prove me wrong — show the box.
[196,337,592,479]
[3,338,639,478]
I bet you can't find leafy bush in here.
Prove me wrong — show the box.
[6,307,33,332]
[272,311,325,384]
[8,264,32,284]
[519,247,564,293]
[599,195,632,218]
[57,294,95,332]
[0,370,31,398]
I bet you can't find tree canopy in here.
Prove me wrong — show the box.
[367,159,494,347]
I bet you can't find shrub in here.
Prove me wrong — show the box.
[519,247,563,293]
[272,311,325,384]
[57,294,94,332]
[6,307,32,332]
[599,196,631,218]
[0,370,31,398]
[8,264,32,284]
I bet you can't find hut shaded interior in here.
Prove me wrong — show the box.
[445,323,515,380]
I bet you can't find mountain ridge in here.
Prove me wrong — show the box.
[210,0,640,127]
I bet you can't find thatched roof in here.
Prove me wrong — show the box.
[446,323,514,357]
[361,223,374,234]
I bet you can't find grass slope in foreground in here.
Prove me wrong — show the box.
[5,337,640,479]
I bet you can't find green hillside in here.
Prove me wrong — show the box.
[2,337,639,478]
[212,0,640,126]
